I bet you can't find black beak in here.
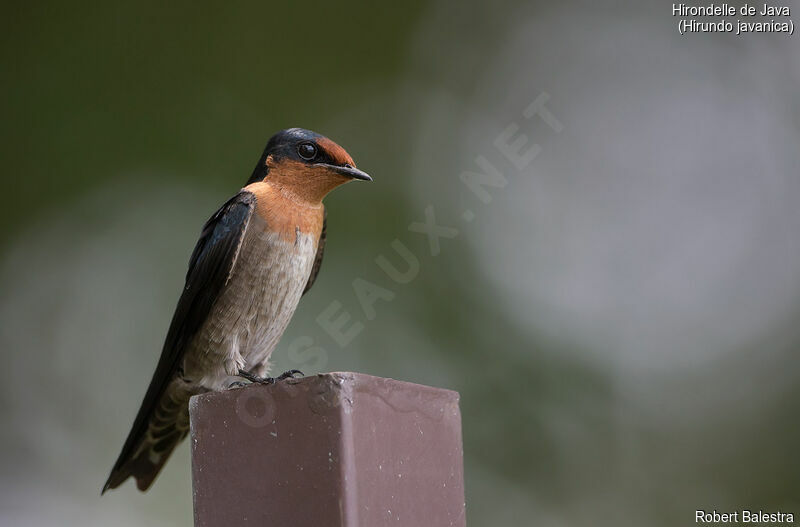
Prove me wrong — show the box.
[321,163,373,182]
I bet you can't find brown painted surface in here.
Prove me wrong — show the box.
[190,372,465,527]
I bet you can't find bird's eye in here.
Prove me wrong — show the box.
[297,142,317,161]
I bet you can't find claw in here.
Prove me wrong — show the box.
[237,369,274,384]
[236,368,304,385]
[275,369,304,381]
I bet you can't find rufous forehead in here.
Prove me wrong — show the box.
[317,137,355,167]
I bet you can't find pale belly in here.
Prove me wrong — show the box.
[182,217,317,390]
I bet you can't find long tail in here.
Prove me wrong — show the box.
[103,378,202,493]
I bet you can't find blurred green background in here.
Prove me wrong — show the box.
[2,1,799,525]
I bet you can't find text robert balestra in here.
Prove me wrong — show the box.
[696,510,794,523]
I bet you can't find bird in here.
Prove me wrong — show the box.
[102,128,371,493]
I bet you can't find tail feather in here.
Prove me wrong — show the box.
[103,378,201,493]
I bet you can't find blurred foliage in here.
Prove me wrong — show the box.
[0,1,424,242]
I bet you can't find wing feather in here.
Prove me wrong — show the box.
[303,207,326,295]
[103,190,256,492]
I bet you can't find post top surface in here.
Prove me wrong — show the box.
[189,371,460,413]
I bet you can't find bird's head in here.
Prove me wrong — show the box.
[247,128,371,204]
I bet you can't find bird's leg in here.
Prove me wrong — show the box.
[236,369,304,385]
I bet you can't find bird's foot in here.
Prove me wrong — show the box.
[227,380,248,389]
[275,369,304,381]
[237,369,272,384]
[236,369,304,385]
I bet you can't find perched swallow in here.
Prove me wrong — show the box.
[103,128,371,493]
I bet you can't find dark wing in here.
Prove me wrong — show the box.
[103,190,256,493]
[168,190,256,365]
[303,206,326,295]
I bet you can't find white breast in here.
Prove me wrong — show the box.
[183,214,318,390]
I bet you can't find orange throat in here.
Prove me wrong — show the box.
[243,180,324,243]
